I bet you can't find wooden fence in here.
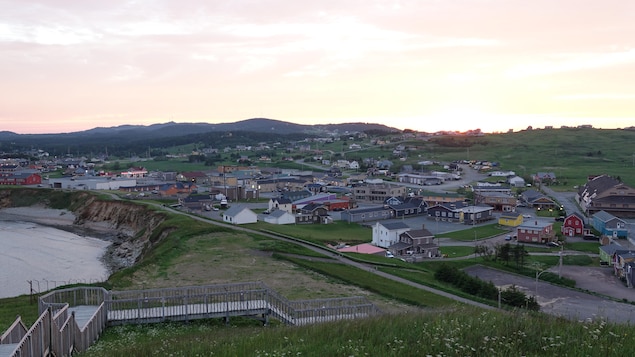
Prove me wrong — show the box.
[1,282,380,357]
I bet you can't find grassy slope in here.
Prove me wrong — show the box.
[80,308,635,357]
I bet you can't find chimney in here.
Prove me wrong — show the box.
[421,224,425,229]
[535,220,538,225]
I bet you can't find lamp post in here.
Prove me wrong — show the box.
[535,270,549,297]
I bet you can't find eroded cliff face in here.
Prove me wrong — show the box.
[0,189,172,272]
[72,193,172,271]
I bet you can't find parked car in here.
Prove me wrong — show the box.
[546,241,560,247]
[523,214,532,218]
[555,217,565,222]
[583,234,598,240]
[505,235,512,241]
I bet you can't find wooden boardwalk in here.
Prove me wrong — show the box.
[0,282,380,357]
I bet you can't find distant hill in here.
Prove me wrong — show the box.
[0,118,400,156]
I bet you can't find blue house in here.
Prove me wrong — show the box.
[592,210,628,238]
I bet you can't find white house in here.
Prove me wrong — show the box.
[223,205,258,225]
[268,197,294,213]
[371,221,411,248]
[508,176,526,187]
[490,170,516,177]
[262,210,296,225]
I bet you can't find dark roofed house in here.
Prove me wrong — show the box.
[520,189,558,209]
[342,205,395,223]
[385,196,427,218]
[388,225,439,259]
[577,174,635,218]
[296,203,331,224]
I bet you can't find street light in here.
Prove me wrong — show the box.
[535,270,549,297]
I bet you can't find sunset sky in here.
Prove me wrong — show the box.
[1,0,634,134]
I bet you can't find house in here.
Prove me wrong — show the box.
[388,226,439,258]
[292,193,337,209]
[181,195,215,211]
[475,191,517,212]
[268,197,294,213]
[427,202,469,222]
[281,189,313,202]
[624,262,635,288]
[158,182,198,196]
[561,213,590,237]
[516,220,556,244]
[223,205,258,225]
[498,212,523,227]
[340,205,395,223]
[613,251,635,284]
[592,210,628,238]
[322,198,355,211]
[385,196,427,218]
[262,209,296,225]
[508,176,526,188]
[576,174,635,218]
[461,205,495,225]
[519,189,559,210]
[177,171,208,183]
[296,203,331,224]
[418,191,465,206]
[532,172,556,185]
[120,167,148,178]
[0,171,42,186]
[352,182,407,203]
[599,241,624,266]
[371,221,411,248]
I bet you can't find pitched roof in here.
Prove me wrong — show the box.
[578,174,620,197]
[593,210,624,223]
[224,205,252,217]
[379,221,410,230]
[402,228,434,238]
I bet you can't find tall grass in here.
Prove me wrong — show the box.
[80,308,635,356]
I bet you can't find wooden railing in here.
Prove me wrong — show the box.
[2,282,380,356]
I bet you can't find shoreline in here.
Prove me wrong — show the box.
[0,206,128,276]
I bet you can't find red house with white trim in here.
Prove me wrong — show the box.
[561,213,590,237]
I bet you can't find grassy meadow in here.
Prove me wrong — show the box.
[79,308,635,357]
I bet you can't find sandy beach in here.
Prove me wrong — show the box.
[0,207,111,299]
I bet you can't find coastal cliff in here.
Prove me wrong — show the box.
[0,188,171,272]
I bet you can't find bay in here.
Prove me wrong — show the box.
[0,220,110,299]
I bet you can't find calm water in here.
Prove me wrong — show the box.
[0,220,110,299]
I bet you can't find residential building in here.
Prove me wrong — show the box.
[262,210,296,225]
[499,212,523,227]
[296,203,331,224]
[223,205,258,225]
[592,210,628,238]
[352,183,406,203]
[371,221,410,248]
[388,226,439,258]
[475,191,517,212]
[268,197,294,213]
[599,241,624,266]
[0,171,42,186]
[341,205,394,223]
[427,202,469,222]
[576,174,635,218]
[516,220,556,244]
[561,213,590,237]
[385,196,427,218]
[520,189,559,209]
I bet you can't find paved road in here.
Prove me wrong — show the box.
[464,265,635,324]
